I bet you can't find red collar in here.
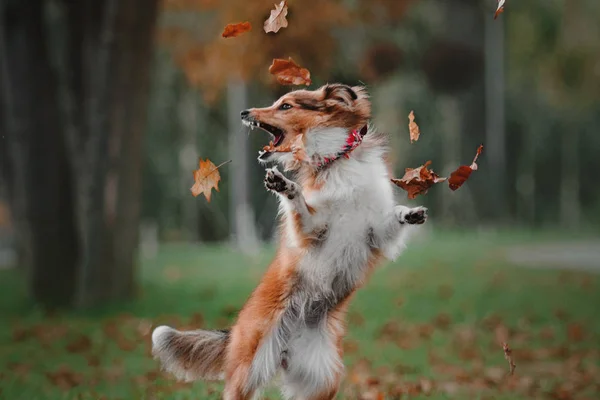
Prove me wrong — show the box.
[315,125,368,170]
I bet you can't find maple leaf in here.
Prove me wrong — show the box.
[190,159,231,201]
[221,22,251,38]
[494,0,505,19]
[408,110,420,143]
[448,145,483,191]
[502,342,516,375]
[391,161,447,199]
[269,57,312,86]
[264,1,288,34]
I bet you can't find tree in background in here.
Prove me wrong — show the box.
[0,0,159,308]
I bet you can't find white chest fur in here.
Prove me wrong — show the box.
[282,144,397,294]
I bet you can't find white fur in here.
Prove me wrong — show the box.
[304,127,350,162]
[258,126,426,397]
[281,327,343,399]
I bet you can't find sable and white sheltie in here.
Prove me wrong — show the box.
[152,83,428,399]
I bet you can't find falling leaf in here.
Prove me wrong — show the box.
[391,161,447,199]
[268,57,312,86]
[503,342,516,375]
[494,0,505,19]
[221,22,251,38]
[264,1,288,33]
[190,159,231,201]
[448,145,483,191]
[408,110,420,143]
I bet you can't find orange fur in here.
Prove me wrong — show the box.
[224,246,301,396]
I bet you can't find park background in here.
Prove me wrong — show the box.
[1,0,599,398]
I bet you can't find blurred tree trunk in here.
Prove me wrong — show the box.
[484,13,507,220]
[559,124,580,229]
[0,0,158,308]
[178,87,199,242]
[227,78,259,254]
[1,0,78,303]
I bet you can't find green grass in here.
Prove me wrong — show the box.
[0,230,599,399]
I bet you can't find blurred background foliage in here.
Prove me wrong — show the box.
[1,0,600,308]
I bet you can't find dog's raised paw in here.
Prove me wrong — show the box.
[264,168,289,194]
[402,206,428,225]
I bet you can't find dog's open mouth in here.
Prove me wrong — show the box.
[246,120,285,148]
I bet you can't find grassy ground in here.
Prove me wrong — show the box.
[0,230,599,399]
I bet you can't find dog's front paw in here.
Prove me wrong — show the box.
[264,167,298,199]
[396,206,428,225]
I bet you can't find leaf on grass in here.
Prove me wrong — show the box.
[264,1,288,33]
[221,22,251,38]
[408,110,420,143]
[190,159,230,201]
[46,365,83,390]
[65,334,92,353]
[268,57,312,86]
[391,161,446,199]
[503,342,516,375]
[448,145,483,191]
[494,0,505,19]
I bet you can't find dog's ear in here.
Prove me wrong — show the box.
[322,84,358,107]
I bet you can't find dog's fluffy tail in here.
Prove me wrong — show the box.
[151,325,230,382]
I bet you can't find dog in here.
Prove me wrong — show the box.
[152,83,428,399]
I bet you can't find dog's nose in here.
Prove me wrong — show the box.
[240,109,250,118]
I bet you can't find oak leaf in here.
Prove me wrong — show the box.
[190,159,230,201]
[264,1,288,34]
[391,161,446,199]
[408,110,420,143]
[269,57,312,86]
[448,145,483,191]
[494,0,505,19]
[221,22,251,38]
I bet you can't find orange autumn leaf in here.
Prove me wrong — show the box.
[190,159,230,201]
[269,57,312,86]
[448,145,483,191]
[264,1,289,34]
[391,161,446,199]
[290,134,309,162]
[408,110,420,143]
[494,0,505,19]
[221,22,251,38]
[262,135,308,163]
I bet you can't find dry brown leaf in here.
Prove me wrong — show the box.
[65,334,92,354]
[391,161,447,199]
[262,134,308,163]
[46,365,83,390]
[408,110,420,143]
[494,0,505,19]
[448,145,483,191]
[503,342,516,375]
[264,1,288,33]
[221,22,251,38]
[268,57,312,86]
[190,159,230,201]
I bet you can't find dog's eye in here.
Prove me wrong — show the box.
[278,103,292,110]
